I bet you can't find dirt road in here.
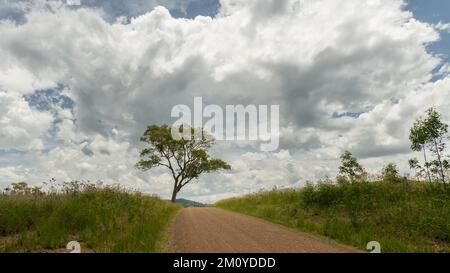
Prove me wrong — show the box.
[167,208,360,253]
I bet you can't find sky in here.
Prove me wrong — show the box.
[1,0,450,203]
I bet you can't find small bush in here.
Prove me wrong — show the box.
[302,184,343,208]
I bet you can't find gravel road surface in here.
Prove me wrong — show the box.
[167,208,360,253]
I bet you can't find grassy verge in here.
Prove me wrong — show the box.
[216,181,450,252]
[0,185,181,253]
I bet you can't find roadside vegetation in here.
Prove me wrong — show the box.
[216,180,450,252]
[217,108,450,253]
[0,181,180,253]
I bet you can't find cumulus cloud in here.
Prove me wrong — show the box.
[0,0,217,22]
[0,91,53,150]
[0,0,449,202]
[435,22,450,33]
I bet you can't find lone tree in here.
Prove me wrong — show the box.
[338,150,365,183]
[409,112,433,182]
[424,108,448,183]
[382,163,400,182]
[136,125,231,203]
[409,108,449,183]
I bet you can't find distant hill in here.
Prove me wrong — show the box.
[176,198,206,208]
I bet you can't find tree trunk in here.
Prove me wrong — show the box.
[171,189,178,203]
[434,140,446,184]
[423,146,432,183]
[171,182,178,203]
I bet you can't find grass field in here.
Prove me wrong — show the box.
[0,183,180,253]
[216,180,450,253]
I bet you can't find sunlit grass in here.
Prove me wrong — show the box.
[216,180,450,253]
[0,184,181,253]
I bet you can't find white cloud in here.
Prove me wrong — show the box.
[0,0,213,22]
[0,0,449,202]
[0,91,53,150]
[435,22,450,33]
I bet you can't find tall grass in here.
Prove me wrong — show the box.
[0,183,180,253]
[216,181,450,252]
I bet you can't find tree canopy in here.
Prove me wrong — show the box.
[409,108,449,183]
[136,125,231,202]
[338,150,365,183]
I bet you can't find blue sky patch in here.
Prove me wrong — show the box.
[24,84,75,148]
[24,84,74,112]
[332,111,364,119]
[171,0,219,18]
[407,0,450,64]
